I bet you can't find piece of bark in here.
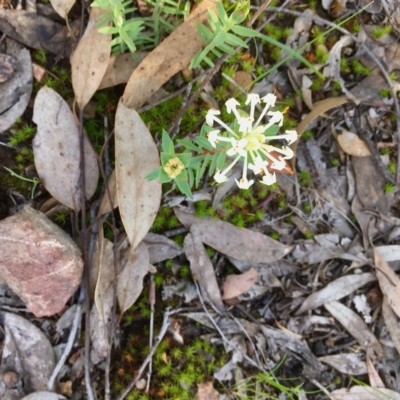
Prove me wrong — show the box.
[0,206,83,317]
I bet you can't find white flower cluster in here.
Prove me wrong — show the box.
[205,93,298,189]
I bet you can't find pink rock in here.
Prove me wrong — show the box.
[0,206,83,317]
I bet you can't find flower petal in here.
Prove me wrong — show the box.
[260,172,276,186]
[225,98,240,114]
[214,169,229,183]
[235,177,254,189]
[206,109,221,126]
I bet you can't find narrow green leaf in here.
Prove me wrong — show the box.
[230,25,260,38]
[216,1,229,25]
[264,125,280,136]
[207,7,219,24]
[225,32,248,47]
[188,167,194,187]
[176,180,192,198]
[146,168,161,181]
[159,169,173,184]
[216,151,226,170]
[209,152,219,176]
[218,42,236,55]
[194,136,213,150]
[177,139,200,153]
[162,130,175,154]
[176,153,192,167]
[99,26,120,34]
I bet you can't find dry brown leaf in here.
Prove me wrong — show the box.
[331,386,400,400]
[184,227,224,313]
[71,7,111,109]
[196,382,219,400]
[50,0,75,19]
[290,97,350,168]
[222,267,259,300]
[295,273,375,315]
[123,0,217,109]
[324,301,383,358]
[115,99,161,250]
[98,52,148,90]
[98,169,118,216]
[337,130,371,157]
[174,207,293,263]
[117,242,150,316]
[32,86,99,211]
[374,248,400,318]
[382,296,400,356]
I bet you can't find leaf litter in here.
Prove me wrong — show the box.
[2,0,400,399]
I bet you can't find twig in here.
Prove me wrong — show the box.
[77,106,95,400]
[47,291,83,391]
[167,0,272,136]
[116,308,185,400]
[145,277,156,393]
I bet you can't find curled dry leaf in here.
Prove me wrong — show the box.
[115,99,161,250]
[374,247,400,318]
[117,242,150,316]
[33,86,99,211]
[337,130,371,157]
[196,382,219,400]
[92,235,114,364]
[295,273,375,315]
[222,267,259,300]
[174,207,293,263]
[324,301,383,358]
[50,0,75,19]
[331,386,400,400]
[0,312,55,393]
[0,39,32,133]
[184,227,224,313]
[71,7,111,109]
[123,0,217,109]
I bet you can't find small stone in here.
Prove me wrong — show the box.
[0,206,83,317]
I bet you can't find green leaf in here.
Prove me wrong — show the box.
[146,168,161,180]
[225,32,248,48]
[159,168,173,184]
[216,1,229,25]
[99,26,120,34]
[175,168,188,182]
[216,150,226,170]
[218,42,236,55]
[161,152,175,165]
[161,130,175,154]
[194,136,213,150]
[197,23,213,44]
[188,167,194,187]
[264,125,280,136]
[176,152,192,167]
[176,180,192,198]
[210,31,227,49]
[177,139,200,153]
[230,25,260,38]
[207,7,219,25]
[209,152,219,176]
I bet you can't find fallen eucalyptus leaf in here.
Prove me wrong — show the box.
[115,99,161,250]
[331,386,400,400]
[50,0,75,19]
[71,7,111,109]
[222,267,259,300]
[33,86,99,211]
[174,207,293,263]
